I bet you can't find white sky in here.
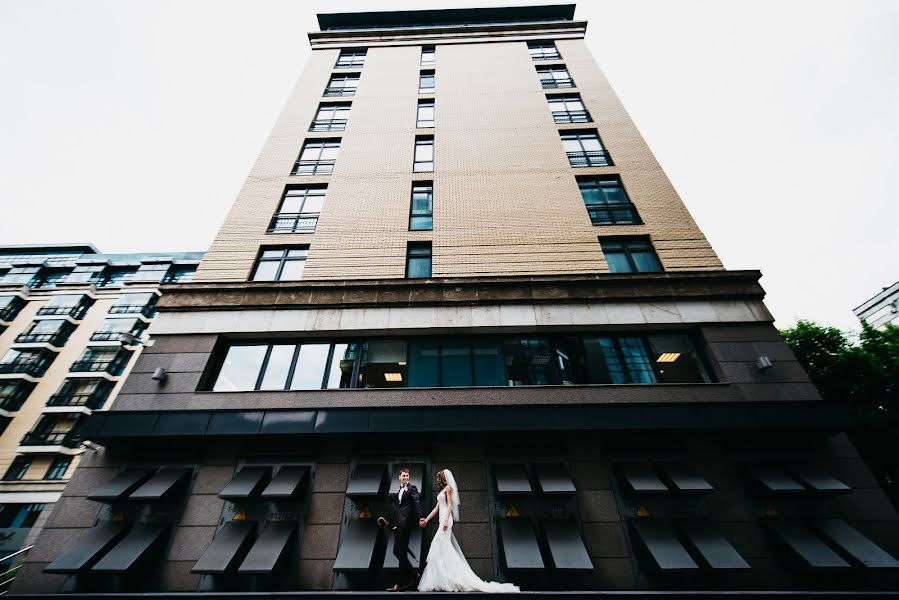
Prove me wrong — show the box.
[0,0,896,331]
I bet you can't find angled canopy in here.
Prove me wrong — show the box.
[767,520,851,569]
[679,520,750,570]
[499,519,544,570]
[44,523,127,574]
[535,463,576,495]
[261,466,309,499]
[790,467,851,493]
[219,466,271,500]
[619,463,669,494]
[191,521,256,574]
[238,522,296,574]
[747,466,805,494]
[631,520,698,572]
[543,519,592,570]
[493,464,533,495]
[333,519,379,572]
[90,524,168,574]
[128,468,191,502]
[659,463,714,493]
[346,464,387,497]
[814,519,899,568]
[87,469,153,503]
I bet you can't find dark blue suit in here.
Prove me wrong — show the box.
[392,484,422,586]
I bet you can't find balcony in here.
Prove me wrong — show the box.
[323,86,356,97]
[532,51,561,61]
[567,150,613,168]
[107,304,155,318]
[268,213,320,234]
[70,356,129,376]
[292,159,335,176]
[19,429,80,449]
[36,303,90,319]
[541,78,574,89]
[310,119,347,132]
[14,331,71,347]
[553,110,591,124]
[0,356,52,378]
[0,298,26,322]
[588,205,642,226]
[47,392,108,410]
[0,394,27,413]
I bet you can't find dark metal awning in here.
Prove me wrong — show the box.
[494,464,533,495]
[543,519,592,570]
[261,466,309,499]
[90,524,169,574]
[814,519,899,568]
[679,520,750,570]
[238,522,296,574]
[499,519,544,570]
[791,467,851,493]
[659,463,714,493]
[619,463,669,494]
[391,463,424,493]
[191,521,256,574]
[747,466,805,494]
[630,520,698,572]
[346,464,387,497]
[384,526,423,570]
[333,520,379,572]
[766,520,851,569]
[87,469,153,503]
[535,463,576,495]
[219,466,272,500]
[44,523,127,574]
[129,468,191,501]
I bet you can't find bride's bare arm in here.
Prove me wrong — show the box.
[442,486,453,530]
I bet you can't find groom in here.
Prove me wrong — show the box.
[387,467,423,592]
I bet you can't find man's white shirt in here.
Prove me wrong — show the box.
[398,485,407,502]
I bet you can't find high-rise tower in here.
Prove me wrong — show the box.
[15,5,899,595]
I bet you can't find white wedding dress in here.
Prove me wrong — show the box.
[418,488,520,593]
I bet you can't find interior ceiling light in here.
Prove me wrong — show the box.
[656,352,681,363]
[384,373,403,382]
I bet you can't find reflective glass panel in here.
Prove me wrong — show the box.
[214,345,267,391]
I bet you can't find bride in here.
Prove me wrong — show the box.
[417,469,520,593]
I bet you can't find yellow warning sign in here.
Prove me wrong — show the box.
[111,512,125,522]
[635,506,651,518]
[232,507,248,521]
[506,505,520,518]
[764,505,779,517]
[359,506,372,519]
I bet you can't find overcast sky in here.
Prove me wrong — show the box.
[0,0,896,331]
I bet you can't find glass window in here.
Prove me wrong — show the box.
[503,338,555,386]
[440,338,474,387]
[311,103,350,131]
[0,503,44,528]
[409,183,433,231]
[548,94,589,123]
[419,70,435,93]
[0,295,26,321]
[359,341,407,388]
[271,187,326,233]
[421,46,436,65]
[251,248,309,281]
[417,99,435,128]
[259,344,296,390]
[325,73,359,96]
[0,380,34,406]
[536,66,573,88]
[408,340,440,387]
[578,177,641,225]
[293,139,340,175]
[336,49,366,68]
[134,263,170,282]
[213,345,267,391]
[561,131,611,167]
[2,456,32,481]
[528,41,560,60]
[413,136,434,172]
[44,294,82,309]
[328,343,358,389]
[44,456,72,480]
[649,334,710,383]
[25,319,67,335]
[600,237,663,273]
[113,292,155,309]
[290,343,331,389]
[406,243,432,278]
[162,267,196,283]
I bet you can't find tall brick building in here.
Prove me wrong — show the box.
[14,5,899,595]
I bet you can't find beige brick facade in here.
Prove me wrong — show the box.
[195,25,722,282]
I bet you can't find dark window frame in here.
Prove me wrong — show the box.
[292,139,341,176]
[578,176,642,225]
[324,73,360,97]
[413,136,435,172]
[536,65,574,89]
[421,45,436,65]
[335,48,367,69]
[528,40,561,61]
[419,70,435,94]
[561,130,613,167]
[310,102,351,132]
[250,247,310,282]
[409,182,433,231]
[547,93,591,124]
[416,99,435,128]
[2,455,32,481]
[44,456,72,480]
[599,236,664,273]
[268,186,326,234]
[406,242,432,279]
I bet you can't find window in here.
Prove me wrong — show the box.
[536,65,574,89]
[30,269,71,289]
[48,378,114,409]
[209,333,710,391]
[109,292,157,317]
[0,503,44,528]
[292,139,340,176]
[561,131,612,167]
[409,183,433,230]
[578,177,641,225]
[310,103,350,132]
[44,456,72,480]
[14,319,75,346]
[413,136,434,172]
[21,414,80,447]
[0,296,26,322]
[419,70,435,93]
[90,318,148,342]
[0,348,55,377]
[269,186,325,233]
[66,264,104,284]
[95,266,138,287]
[71,347,130,375]
[251,247,309,281]
[547,94,590,123]
[0,380,35,412]
[421,45,436,65]
[406,242,432,278]
[417,99,435,128]
[324,73,359,97]
[37,294,92,318]
[133,262,170,282]
[0,266,40,286]
[528,41,560,60]
[600,237,663,273]
[162,266,196,283]
[335,48,366,69]
[2,456,32,481]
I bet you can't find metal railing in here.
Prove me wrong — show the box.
[323,86,356,97]
[108,304,155,317]
[0,395,26,413]
[20,429,80,448]
[47,392,107,409]
[553,110,591,124]
[0,361,46,376]
[90,331,133,342]
[531,51,561,60]
[541,78,575,89]
[334,61,365,69]
[268,212,320,233]
[70,358,127,375]
[36,304,89,318]
[567,150,613,167]
[13,332,68,346]
[0,305,23,322]
[0,545,33,594]
[588,204,642,225]
[292,159,335,176]
[310,118,347,132]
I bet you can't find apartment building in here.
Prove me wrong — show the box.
[14,5,899,595]
[854,281,899,329]
[0,244,201,578]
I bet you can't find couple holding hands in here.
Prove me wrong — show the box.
[387,467,519,593]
